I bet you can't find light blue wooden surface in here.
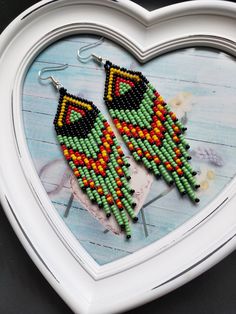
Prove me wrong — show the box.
[22,35,236,265]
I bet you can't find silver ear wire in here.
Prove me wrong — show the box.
[38,64,68,90]
[77,37,106,64]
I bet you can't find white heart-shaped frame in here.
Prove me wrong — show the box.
[0,1,236,313]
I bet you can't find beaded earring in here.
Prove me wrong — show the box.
[38,64,138,239]
[78,39,200,203]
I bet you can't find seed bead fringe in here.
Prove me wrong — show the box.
[103,61,200,203]
[54,87,138,238]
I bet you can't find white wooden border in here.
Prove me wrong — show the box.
[0,1,236,313]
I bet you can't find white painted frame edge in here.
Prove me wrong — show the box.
[0,1,236,313]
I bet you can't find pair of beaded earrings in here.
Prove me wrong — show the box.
[39,38,200,239]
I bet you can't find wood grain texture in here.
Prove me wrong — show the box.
[22,35,236,265]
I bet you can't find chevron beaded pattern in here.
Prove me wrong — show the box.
[103,61,200,203]
[54,88,138,239]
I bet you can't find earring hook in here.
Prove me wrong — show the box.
[38,63,68,90]
[77,37,106,64]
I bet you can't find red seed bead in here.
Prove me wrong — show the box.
[173,135,180,143]
[116,200,123,209]
[117,180,122,187]
[170,112,177,121]
[154,156,161,164]
[89,180,95,189]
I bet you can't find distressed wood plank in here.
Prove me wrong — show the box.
[23,82,236,116]
[65,35,232,60]
[26,138,236,181]
[39,175,229,266]
[32,38,236,88]
[23,106,236,147]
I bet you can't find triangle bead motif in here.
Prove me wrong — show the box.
[66,106,85,124]
[56,94,92,127]
[104,63,142,101]
[69,110,82,123]
[115,78,134,96]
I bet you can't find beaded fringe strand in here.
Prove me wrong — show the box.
[103,61,200,203]
[54,88,138,238]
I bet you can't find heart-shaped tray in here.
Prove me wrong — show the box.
[0,1,236,313]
